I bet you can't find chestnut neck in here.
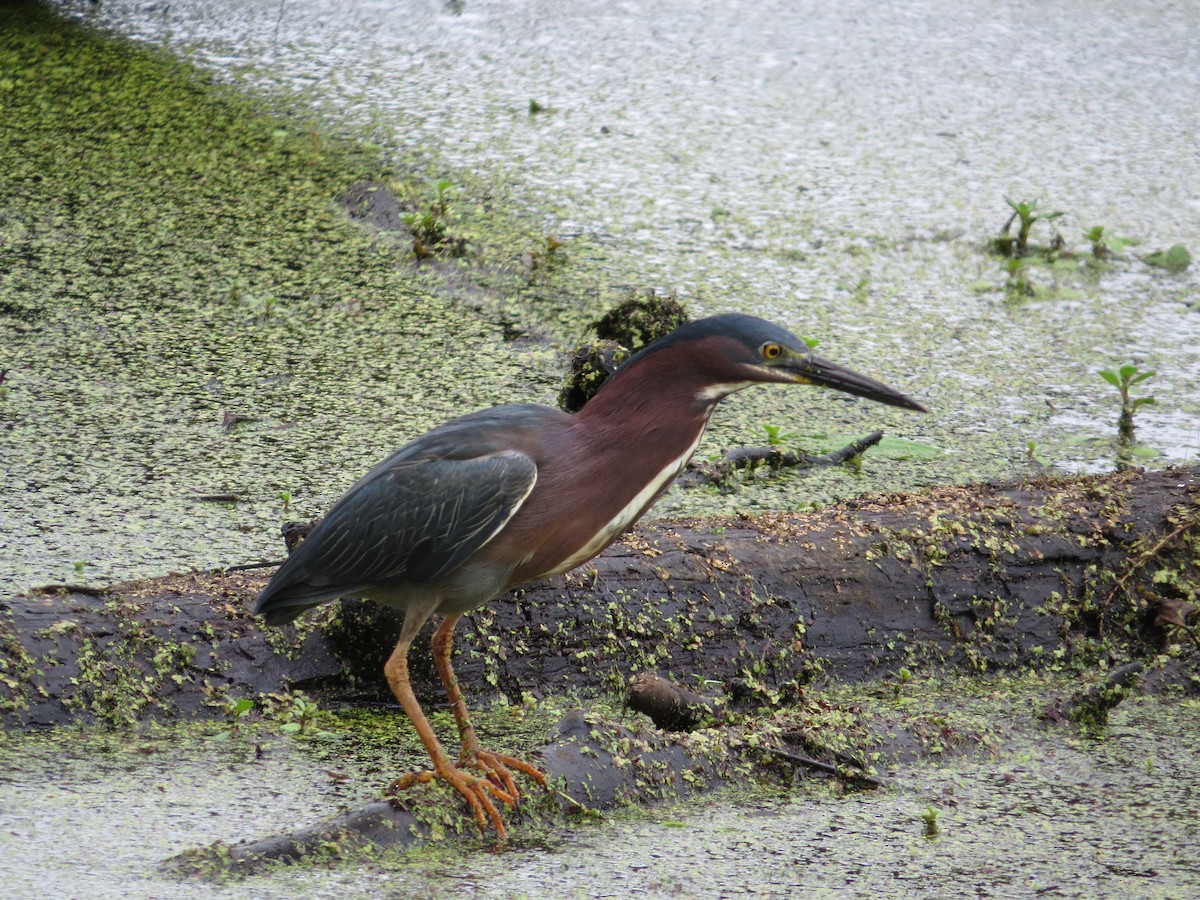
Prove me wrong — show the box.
[574,341,720,449]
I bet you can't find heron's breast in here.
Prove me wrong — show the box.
[497,420,709,585]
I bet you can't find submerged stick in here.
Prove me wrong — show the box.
[684,430,885,487]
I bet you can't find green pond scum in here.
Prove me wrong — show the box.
[0,1,567,593]
[1,7,1198,894]
[1,2,917,598]
[1,677,1197,895]
[5,1,1197,602]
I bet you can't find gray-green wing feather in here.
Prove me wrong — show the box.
[254,450,536,623]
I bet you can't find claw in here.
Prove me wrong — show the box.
[463,749,546,805]
[391,752,544,840]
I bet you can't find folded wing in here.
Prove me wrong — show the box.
[253,450,537,625]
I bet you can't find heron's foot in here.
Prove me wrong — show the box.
[390,750,547,838]
[390,761,518,838]
[462,748,547,802]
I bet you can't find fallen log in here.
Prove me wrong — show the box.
[409,464,1200,708]
[2,466,1197,730]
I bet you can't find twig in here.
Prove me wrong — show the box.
[1103,505,1198,608]
[752,745,885,788]
[216,560,284,573]
[684,431,885,487]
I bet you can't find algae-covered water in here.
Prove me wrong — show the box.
[2,3,1200,897]
[3,0,1198,593]
[0,693,1197,898]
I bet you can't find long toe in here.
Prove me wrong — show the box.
[391,764,515,838]
[463,749,547,805]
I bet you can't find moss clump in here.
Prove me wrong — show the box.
[593,290,691,349]
[0,608,45,713]
[557,290,690,411]
[64,595,198,725]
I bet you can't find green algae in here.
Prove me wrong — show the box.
[2,677,1196,897]
[0,606,44,714]
[41,0,1200,505]
[378,684,1200,898]
[0,3,562,594]
[7,2,1195,603]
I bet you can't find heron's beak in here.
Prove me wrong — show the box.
[784,352,927,412]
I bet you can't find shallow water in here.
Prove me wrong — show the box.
[1,696,1196,898]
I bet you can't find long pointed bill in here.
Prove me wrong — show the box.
[786,354,927,412]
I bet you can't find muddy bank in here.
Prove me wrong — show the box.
[3,466,1196,731]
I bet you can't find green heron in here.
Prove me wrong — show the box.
[254,313,924,838]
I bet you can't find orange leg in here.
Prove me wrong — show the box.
[432,614,547,800]
[384,615,514,837]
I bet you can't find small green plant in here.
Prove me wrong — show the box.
[526,234,564,272]
[214,696,255,740]
[280,693,321,734]
[1083,225,1136,259]
[279,490,292,513]
[430,177,453,217]
[690,674,724,691]
[891,666,913,698]
[763,424,800,446]
[402,178,462,258]
[226,696,254,719]
[1099,364,1155,441]
[996,198,1064,256]
[1004,257,1034,295]
[244,293,279,321]
[922,806,940,837]
[401,209,444,250]
[72,560,89,576]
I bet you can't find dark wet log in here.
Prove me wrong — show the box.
[2,466,1197,728]
[440,466,1199,709]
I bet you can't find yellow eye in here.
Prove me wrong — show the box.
[762,342,783,361]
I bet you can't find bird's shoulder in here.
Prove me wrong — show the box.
[331,403,562,500]
[374,403,568,466]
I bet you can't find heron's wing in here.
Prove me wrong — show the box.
[254,450,536,615]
